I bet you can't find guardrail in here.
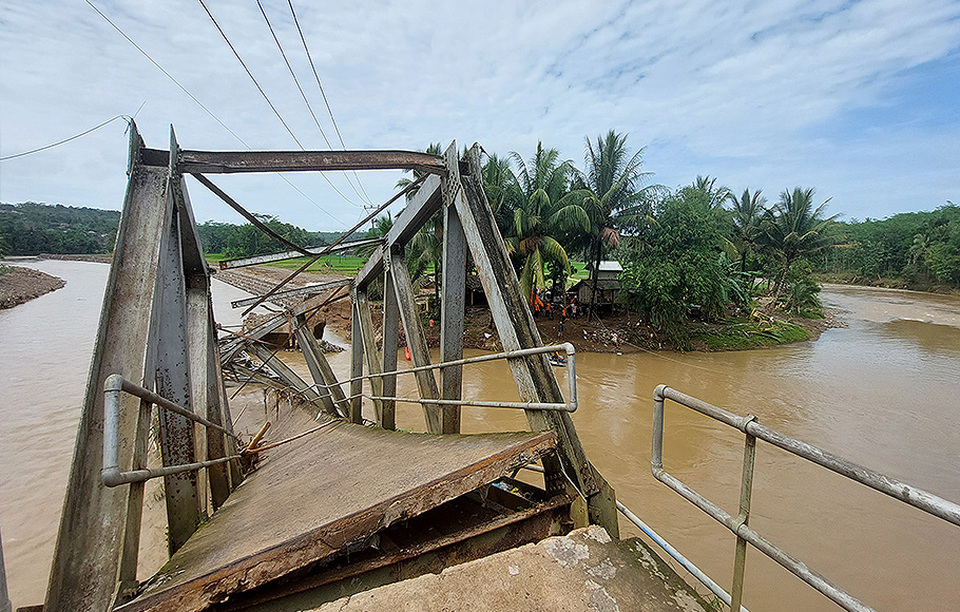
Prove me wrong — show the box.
[101,374,243,487]
[649,384,960,612]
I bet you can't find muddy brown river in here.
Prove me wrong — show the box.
[2,262,958,611]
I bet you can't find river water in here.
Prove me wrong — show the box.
[1,263,958,610]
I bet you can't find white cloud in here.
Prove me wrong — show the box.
[1,0,958,228]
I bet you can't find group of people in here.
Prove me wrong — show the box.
[530,290,582,342]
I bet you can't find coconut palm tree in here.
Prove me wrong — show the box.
[393,144,445,312]
[481,153,519,238]
[574,130,661,317]
[730,188,767,273]
[395,142,443,200]
[682,175,733,210]
[763,187,837,296]
[505,143,588,300]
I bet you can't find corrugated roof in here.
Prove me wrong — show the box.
[587,260,623,272]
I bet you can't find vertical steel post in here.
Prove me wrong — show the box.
[731,419,757,612]
[153,178,201,555]
[349,288,364,424]
[439,142,466,434]
[354,289,385,423]
[388,252,443,433]
[454,145,609,530]
[202,307,232,508]
[46,123,170,612]
[381,264,399,430]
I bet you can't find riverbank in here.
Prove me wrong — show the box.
[813,272,960,296]
[212,265,842,354]
[0,265,66,309]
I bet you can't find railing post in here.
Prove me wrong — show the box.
[731,419,757,612]
[113,397,152,605]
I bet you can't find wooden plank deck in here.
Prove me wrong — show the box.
[120,415,558,612]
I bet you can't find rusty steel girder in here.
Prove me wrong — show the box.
[140,148,446,175]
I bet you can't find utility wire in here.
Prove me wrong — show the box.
[196,0,303,149]
[0,115,127,161]
[288,0,375,204]
[197,0,364,211]
[84,0,247,146]
[255,0,367,208]
[85,0,348,228]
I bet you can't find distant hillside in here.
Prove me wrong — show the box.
[0,202,353,258]
[0,202,120,256]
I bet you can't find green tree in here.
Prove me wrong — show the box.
[504,143,588,299]
[762,187,837,296]
[687,175,733,210]
[574,130,661,317]
[620,189,732,343]
[729,188,767,273]
[481,153,520,238]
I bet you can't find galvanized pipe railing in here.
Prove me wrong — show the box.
[307,343,578,413]
[652,384,960,612]
[101,374,243,487]
[517,462,746,610]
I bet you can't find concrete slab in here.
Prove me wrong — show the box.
[309,526,714,612]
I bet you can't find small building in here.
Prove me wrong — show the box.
[570,260,623,307]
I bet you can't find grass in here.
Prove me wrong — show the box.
[694,319,810,351]
[269,255,368,273]
[570,261,589,280]
[204,253,370,274]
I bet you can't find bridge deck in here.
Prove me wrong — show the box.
[120,411,558,612]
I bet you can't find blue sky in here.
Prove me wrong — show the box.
[1,0,958,231]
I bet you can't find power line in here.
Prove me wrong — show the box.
[288,0,375,204]
[84,0,248,146]
[197,0,365,211]
[195,0,304,149]
[84,0,348,229]
[255,0,368,208]
[0,115,128,161]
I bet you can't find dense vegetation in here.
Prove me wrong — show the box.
[196,218,341,259]
[5,133,955,348]
[810,204,960,289]
[0,202,347,261]
[457,131,853,344]
[0,202,119,255]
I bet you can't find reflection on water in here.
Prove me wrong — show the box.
[1,265,958,611]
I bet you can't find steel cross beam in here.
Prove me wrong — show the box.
[140,148,446,175]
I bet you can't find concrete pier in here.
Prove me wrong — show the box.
[308,526,713,612]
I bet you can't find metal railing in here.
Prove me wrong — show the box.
[651,384,960,612]
[516,461,750,611]
[101,374,243,487]
[308,343,579,412]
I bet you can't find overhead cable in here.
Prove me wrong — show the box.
[196,0,304,149]
[288,0,375,204]
[0,115,127,161]
[85,0,348,228]
[255,0,368,207]
[197,0,364,210]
